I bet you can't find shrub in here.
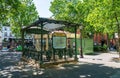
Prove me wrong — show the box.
[84,52,94,55]
[94,45,101,52]
[101,44,108,52]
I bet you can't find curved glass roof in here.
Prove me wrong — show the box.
[22,17,81,34]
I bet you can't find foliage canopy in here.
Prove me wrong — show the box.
[50,0,120,35]
[0,0,38,37]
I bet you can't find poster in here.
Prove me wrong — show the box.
[53,36,66,49]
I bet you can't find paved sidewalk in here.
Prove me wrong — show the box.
[0,51,120,78]
[79,51,120,68]
[78,51,120,78]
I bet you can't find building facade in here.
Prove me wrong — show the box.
[0,31,2,46]
[1,26,15,41]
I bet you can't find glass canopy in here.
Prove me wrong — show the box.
[22,17,81,33]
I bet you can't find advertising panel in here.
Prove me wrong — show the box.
[52,32,66,49]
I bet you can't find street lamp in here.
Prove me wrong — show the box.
[79,26,83,58]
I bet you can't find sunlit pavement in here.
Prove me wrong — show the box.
[78,51,120,78]
[78,52,120,68]
[0,51,120,78]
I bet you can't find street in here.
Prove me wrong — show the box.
[0,52,120,78]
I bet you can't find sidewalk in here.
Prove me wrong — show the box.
[0,51,120,78]
[78,51,120,68]
[78,51,120,78]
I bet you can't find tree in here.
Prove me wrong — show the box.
[0,0,21,25]
[50,0,96,34]
[50,0,120,34]
[0,0,38,37]
[85,0,120,54]
[50,0,120,49]
[50,0,83,33]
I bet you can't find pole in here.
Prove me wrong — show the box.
[80,28,83,58]
[74,26,78,61]
[40,23,43,63]
[21,29,25,57]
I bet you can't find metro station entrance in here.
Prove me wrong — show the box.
[21,17,82,64]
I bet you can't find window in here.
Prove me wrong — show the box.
[4,27,7,31]
[4,32,7,36]
[10,33,12,37]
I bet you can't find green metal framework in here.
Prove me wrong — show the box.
[21,17,81,64]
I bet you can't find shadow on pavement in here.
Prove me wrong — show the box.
[0,52,119,78]
[38,63,119,78]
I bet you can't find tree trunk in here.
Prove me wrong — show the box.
[107,33,110,51]
[115,12,120,58]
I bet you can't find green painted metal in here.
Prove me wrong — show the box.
[74,26,78,61]
[21,30,25,56]
[72,38,93,55]
[40,23,43,64]
[21,17,81,64]
[25,28,49,34]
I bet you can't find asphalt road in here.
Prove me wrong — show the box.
[0,52,120,78]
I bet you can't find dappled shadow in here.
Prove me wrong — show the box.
[0,52,22,68]
[0,52,44,78]
[38,63,120,78]
[0,52,120,78]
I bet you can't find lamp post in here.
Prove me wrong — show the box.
[79,26,83,58]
